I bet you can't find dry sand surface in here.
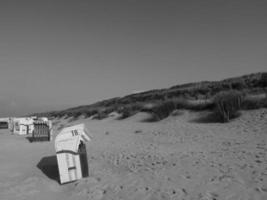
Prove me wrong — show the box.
[0,109,267,200]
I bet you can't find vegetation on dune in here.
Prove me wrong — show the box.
[117,103,143,119]
[259,72,267,87]
[142,100,177,121]
[242,93,267,110]
[213,90,244,122]
[142,98,214,121]
[32,72,267,122]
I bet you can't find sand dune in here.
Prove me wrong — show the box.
[0,109,267,200]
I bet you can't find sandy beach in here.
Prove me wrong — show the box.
[0,109,266,200]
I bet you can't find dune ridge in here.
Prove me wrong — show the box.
[32,72,267,121]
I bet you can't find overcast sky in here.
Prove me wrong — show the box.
[0,0,267,117]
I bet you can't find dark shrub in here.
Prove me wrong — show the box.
[214,90,243,122]
[242,93,267,110]
[143,100,177,121]
[231,81,245,90]
[118,103,143,119]
[84,110,98,118]
[259,73,267,87]
[73,111,82,119]
[118,109,131,119]
[92,111,108,120]
[142,98,214,121]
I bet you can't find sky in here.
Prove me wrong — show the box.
[0,0,267,117]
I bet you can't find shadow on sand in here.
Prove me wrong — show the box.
[26,136,50,143]
[190,111,241,123]
[26,136,32,142]
[37,156,59,183]
[190,112,222,123]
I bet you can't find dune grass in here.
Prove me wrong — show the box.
[32,72,267,122]
[141,98,215,121]
[242,93,267,110]
[213,90,243,122]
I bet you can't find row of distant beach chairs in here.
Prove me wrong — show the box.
[30,121,52,142]
[0,121,9,129]
[0,118,52,142]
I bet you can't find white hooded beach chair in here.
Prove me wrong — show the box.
[55,124,91,184]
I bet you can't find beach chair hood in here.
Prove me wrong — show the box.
[55,124,91,153]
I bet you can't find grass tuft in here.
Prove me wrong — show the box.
[213,90,244,122]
